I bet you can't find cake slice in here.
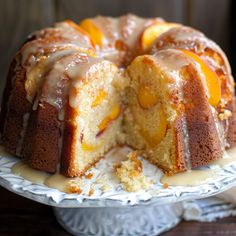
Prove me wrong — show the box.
[60,55,123,177]
[124,49,222,174]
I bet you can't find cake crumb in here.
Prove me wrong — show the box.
[112,70,130,91]
[85,173,93,179]
[99,184,112,192]
[218,109,232,120]
[66,179,84,194]
[88,188,94,196]
[114,151,153,192]
[163,183,169,189]
[94,174,108,184]
[67,185,82,194]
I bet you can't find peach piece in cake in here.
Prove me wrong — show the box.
[181,49,221,106]
[79,19,104,46]
[97,104,121,137]
[91,90,108,108]
[137,85,158,109]
[138,106,167,147]
[140,22,180,51]
[81,142,98,152]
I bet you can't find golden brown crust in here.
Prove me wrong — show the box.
[182,64,222,167]
[1,58,31,154]
[173,114,187,173]
[60,104,78,177]
[21,102,60,173]
[0,57,18,135]
[226,97,236,147]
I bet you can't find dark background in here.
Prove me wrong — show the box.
[0,0,235,98]
[1,0,236,235]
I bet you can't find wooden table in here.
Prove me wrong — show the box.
[1,187,236,236]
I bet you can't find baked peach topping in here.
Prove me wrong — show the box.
[137,85,158,109]
[140,22,180,51]
[181,49,221,106]
[80,19,104,46]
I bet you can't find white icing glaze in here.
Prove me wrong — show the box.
[21,21,96,104]
[93,14,148,49]
[161,169,218,186]
[38,53,103,110]
[9,146,236,192]
[44,173,78,192]
[161,147,236,186]
[1,144,236,207]
[12,162,49,185]
[11,161,79,192]
[212,147,236,166]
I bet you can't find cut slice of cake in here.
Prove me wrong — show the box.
[60,56,124,177]
[124,49,223,174]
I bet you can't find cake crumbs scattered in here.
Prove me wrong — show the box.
[114,151,153,192]
[112,70,130,91]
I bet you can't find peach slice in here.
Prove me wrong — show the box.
[137,85,158,109]
[138,106,167,147]
[79,19,104,46]
[65,19,90,35]
[181,49,221,106]
[91,90,107,108]
[140,22,180,51]
[65,20,96,50]
[97,104,121,137]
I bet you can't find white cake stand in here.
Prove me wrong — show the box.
[1,149,236,236]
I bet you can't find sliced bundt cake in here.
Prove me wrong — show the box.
[0,14,235,178]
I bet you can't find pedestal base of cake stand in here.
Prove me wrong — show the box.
[53,204,182,236]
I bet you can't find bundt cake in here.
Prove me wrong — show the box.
[1,14,235,177]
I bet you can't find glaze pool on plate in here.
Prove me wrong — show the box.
[1,145,236,207]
